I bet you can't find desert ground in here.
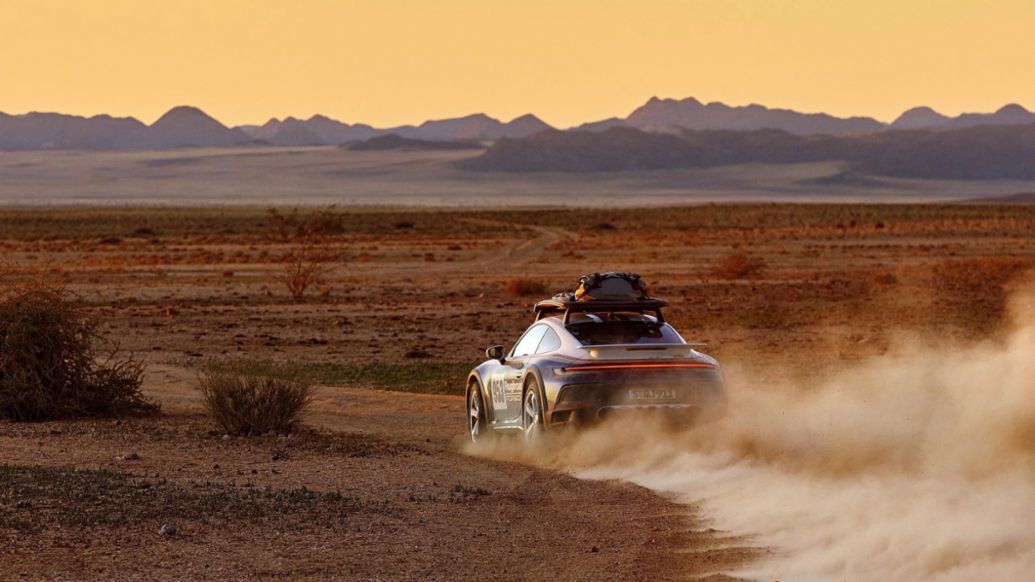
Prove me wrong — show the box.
[2,203,1035,580]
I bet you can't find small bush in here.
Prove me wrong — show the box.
[710,253,768,280]
[267,208,343,300]
[503,278,548,296]
[0,286,155,421]
[198,365,314,435]
[279,240,337,300]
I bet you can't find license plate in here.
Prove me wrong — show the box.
[627,388,678,401]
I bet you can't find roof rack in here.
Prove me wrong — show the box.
[533,296,668,325]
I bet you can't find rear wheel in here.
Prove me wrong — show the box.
[468,384,486,443]
[522,379,545,443]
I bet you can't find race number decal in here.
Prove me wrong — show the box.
[489,377,507,410]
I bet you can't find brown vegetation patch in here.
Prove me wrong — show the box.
[503,278,549,296]
[710,253,768,280]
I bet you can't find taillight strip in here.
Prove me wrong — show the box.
[562,362,714,372]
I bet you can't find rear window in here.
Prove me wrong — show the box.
[567,319,682,346]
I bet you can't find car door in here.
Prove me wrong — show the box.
[490,324,548,425]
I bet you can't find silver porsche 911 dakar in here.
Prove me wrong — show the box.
[466,273,727,442]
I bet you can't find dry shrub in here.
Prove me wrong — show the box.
[268,208,343,300]
[503,278,548,297]
[279,235,337,300]
[0,285,155,421]
[710,253,768,279]
[198,364,314,435]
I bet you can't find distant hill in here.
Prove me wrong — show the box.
[503,114,554,138]
[237,112,549,145]
[890,107,952,130]
[240,115,383,145]
[263,121,325,146]
[302,114,382,144]
[0,112,148,149]
[464,123,1035,180]
[345,134,485,151]
[948,104,1035,129]
[146,106,251,148]
[891,104,1035,130]
[0,106,250,150]
[242,118,284,141]
[387,113,552,141]
[616,96,885,135]
[572,117,627,132]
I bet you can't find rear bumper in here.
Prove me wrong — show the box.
[548,381,726,427]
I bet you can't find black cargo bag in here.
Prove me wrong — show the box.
[573,272,649,302]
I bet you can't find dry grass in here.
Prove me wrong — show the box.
[504,278,549,296]
[710,253,768,280]
[198,364,315,435]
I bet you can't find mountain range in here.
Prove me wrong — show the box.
[1,98,1034,151]
[0,106,251,150]
[464,123,1035,180]
[237,112,550,146]
[888,104,1035,130]
[600,96,886,134]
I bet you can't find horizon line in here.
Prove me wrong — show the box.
[2,97,1033,131]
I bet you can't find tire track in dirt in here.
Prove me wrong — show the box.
[350,219,574,278]
[460,218,575,269]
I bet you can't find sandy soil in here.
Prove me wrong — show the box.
[1,364,752,580]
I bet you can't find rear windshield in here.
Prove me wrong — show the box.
[567,318,683,346]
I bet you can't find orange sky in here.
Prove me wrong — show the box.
[1,0,1033,127]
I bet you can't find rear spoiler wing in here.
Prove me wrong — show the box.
[534,297,669,325]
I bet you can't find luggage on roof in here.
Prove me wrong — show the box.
[533,273,666,323]
[574,272,649,302]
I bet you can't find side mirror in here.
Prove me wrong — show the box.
[485,345,505,362]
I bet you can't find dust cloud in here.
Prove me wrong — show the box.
[469,283,1035,581]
